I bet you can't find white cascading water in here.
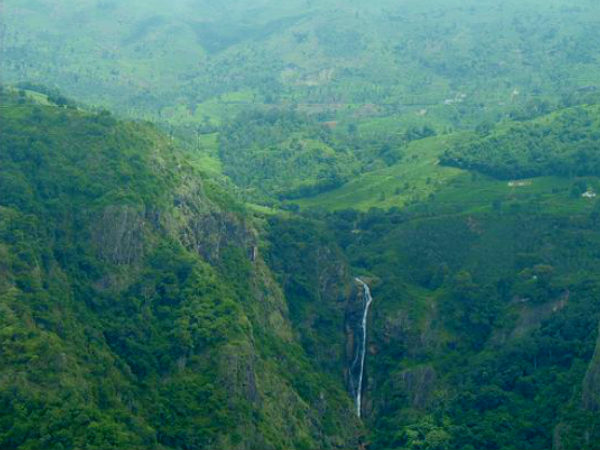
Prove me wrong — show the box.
[354,277,374,418]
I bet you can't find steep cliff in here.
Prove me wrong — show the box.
[0,90,361,450]
[552,322,600,450]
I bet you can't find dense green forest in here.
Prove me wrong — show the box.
[321,205,600,449]
[0,89,361,449]
[441,105,600,180]
[218,110,360,201]
[4,0,600,449]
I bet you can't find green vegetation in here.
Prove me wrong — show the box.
[0,90,361,449]
[4,1,600,449]
[5,80,600,450]
[297,135,465,211]
[315,184,600,449]
[283,102,600,449]
[4,0,600,130]
[217,109,441,205]
[219,110,360,201]
[442,105,600,179]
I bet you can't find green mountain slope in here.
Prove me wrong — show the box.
[5,85,600,450]
[218,110,361,201]
[5,1,600,448]
[324,203,600,449]
[296,104,600,214]
[286,104,600,449]
[441,105,600,179]
[296,134,465,211]
[0,89,361,450]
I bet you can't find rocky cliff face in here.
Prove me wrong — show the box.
[94,205,146,265]
[552,325,600,450]
[171,179,256,264]
[582,325,600,412]
[398,365,437,410]
[265,217,356,373]
[263,216,365,442]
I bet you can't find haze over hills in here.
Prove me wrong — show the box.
[3,1,600,450]
[4,0,600,125]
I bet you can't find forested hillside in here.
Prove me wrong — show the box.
[218,110,360,201]
[4,0,600,128]
[5,86,600,449]
[4,0,600,449]
[0,89,361,449]
[441,105,600,179]
[322,205,600,449]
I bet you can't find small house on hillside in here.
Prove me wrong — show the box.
[508,180,532,188]
[582,190,597,199]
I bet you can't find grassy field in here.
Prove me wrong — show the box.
[297,132,600,216]
[296,134,467,211]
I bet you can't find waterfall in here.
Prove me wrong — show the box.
[353,277,374,418]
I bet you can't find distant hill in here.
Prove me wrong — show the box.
[4,0,600,127]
